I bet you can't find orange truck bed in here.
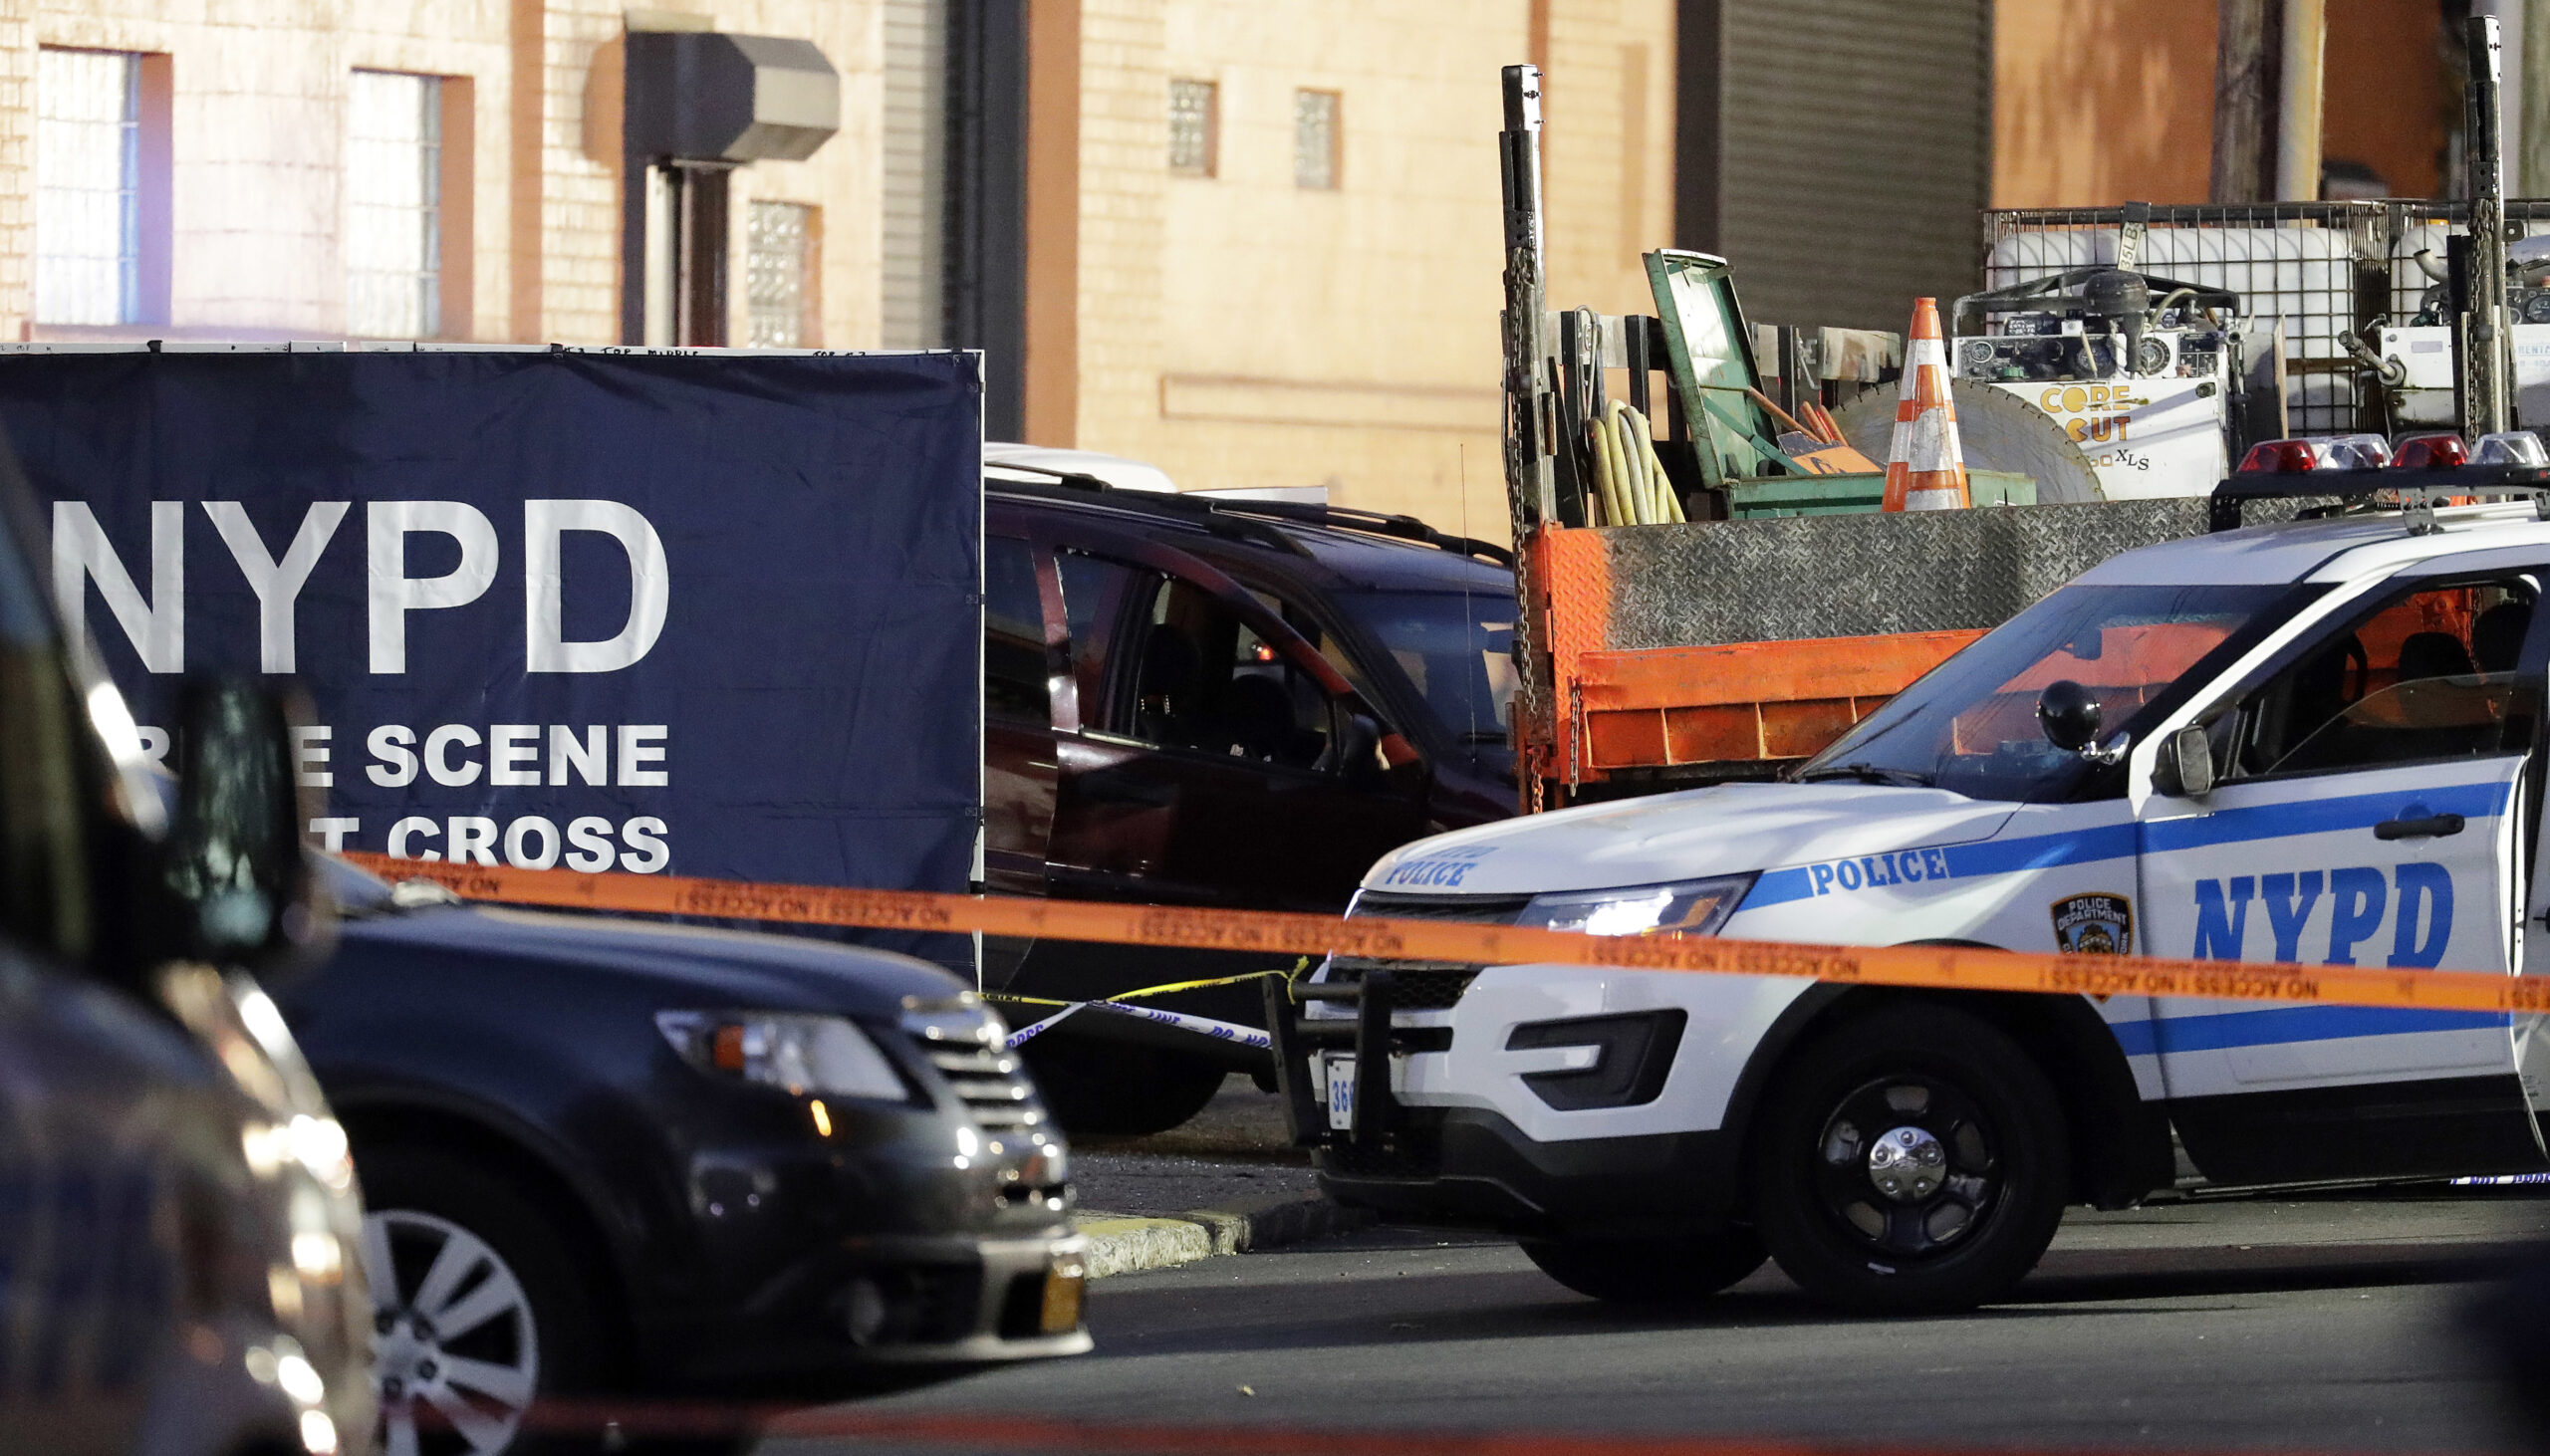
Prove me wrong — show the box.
[1521,525,1979,791]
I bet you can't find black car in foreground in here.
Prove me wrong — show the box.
[288,857,1087,1455]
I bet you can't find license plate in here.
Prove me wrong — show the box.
[1324,1054,1357,1131]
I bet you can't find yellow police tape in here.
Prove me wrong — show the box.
[338,852,2550,1018]
[983,966,1302,1013]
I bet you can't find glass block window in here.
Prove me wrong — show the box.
[1169,79,1217,176]
[747,201,819,349]
[35,48,141,325]
[1294,89,1340,190]
[346,71,442,339]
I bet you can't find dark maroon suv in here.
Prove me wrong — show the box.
[984,476,1516,1132]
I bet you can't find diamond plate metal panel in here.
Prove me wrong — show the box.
[1595,501,2292,649]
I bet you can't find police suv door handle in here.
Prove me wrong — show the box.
[2374,813,2466,841]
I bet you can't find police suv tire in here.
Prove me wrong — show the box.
[1019,1039,1228,1136]
[1749,1004,2068,1315]
[1521,1228,1768,1306]
[359,1144,620,1456]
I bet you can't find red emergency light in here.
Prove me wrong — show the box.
[2236,439,2323,473]
[2393,433,2470,469]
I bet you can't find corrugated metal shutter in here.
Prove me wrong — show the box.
[882,0,946,349]
[1716,0,1989,332]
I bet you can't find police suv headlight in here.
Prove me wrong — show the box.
[1515,873,1756,937]
[655,1010,908,1100]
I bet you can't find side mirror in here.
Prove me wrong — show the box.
[161,677,327,978]
[2155,722,2217,799]
[2036,679,2103,753]
[1336,712,1386,787]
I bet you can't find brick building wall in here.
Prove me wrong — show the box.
[0,0,882,348]
[1029,0,1675,538]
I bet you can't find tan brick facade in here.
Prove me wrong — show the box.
[1027,0,1675,538]
[0,0,883,348]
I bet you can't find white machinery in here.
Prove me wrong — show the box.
[1946,267,2244,502]
[2375,236,2550,429]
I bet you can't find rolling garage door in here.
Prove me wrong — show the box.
[1704,0,1990,332]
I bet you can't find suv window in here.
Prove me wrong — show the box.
[2221,576,2538,780]
[1054,548,1342,769]
[1130,578,1332,767]
[985,536,1049,723]
[1056,551,1147,728]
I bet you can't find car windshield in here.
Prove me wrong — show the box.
[1333,588,1520,774]
[1799,583,2306,803]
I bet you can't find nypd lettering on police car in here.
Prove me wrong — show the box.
[2188,864,2454,967]
[1379,846,1495,888]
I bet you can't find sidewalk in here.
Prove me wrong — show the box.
[1069,1078,1375,1278]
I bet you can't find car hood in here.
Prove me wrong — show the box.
[1363,781,2019,897]
[336,903,968,1018]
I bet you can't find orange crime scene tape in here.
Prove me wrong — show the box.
[337,852,2550,1018]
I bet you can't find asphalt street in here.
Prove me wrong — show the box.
[757,1187,2550,1456]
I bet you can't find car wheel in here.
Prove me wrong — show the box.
[1019,1039,1228,1135]
[1520,1226,1768,1306]
[1749,1004,2068,1315]
[358,1146,607,1456]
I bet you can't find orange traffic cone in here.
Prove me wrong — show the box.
[1881,297,1972,513]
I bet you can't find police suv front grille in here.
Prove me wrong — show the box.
[1328,891,1532,1008]
[1369,969,1478,1011]
[909,1036,1043,1131]
[1350,891,1533,924]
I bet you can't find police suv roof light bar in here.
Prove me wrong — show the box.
[2208,462,2550,535]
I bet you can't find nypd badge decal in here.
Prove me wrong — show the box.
[2051,893,2133,955]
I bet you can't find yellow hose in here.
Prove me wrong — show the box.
[1615,404,1653,523]
[1592,402,1631,526]
[1590,400,1684,526]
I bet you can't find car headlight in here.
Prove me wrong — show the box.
[655,1011,909,1100]
[1515,873,1756,937]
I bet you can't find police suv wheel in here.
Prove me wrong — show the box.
[1521,1228,1768,1306]
[1750,1004,2068,1314]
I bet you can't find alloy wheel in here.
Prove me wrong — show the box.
[362,1208,542,1456]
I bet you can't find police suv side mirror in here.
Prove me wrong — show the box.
[2036,679,2102,752]
[161,676,328,981]
[2154,723,2217,799]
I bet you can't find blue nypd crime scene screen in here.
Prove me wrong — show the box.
[0,348,982,957]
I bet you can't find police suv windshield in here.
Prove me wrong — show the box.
[1799,583,2307,803]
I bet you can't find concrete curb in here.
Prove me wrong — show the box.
[1076,1193,1376,1280]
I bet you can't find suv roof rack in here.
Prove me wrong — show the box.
[984,463,1514,566]
[1198,497,1514,566]
[2208,464,2550,535]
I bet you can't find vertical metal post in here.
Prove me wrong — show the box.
[1500,65,1555,528]
[1499,64,1554,810]
[2469,14,2513,437]
[642,165,676,347]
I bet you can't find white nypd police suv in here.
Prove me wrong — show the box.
[1271,480,2550,1314]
